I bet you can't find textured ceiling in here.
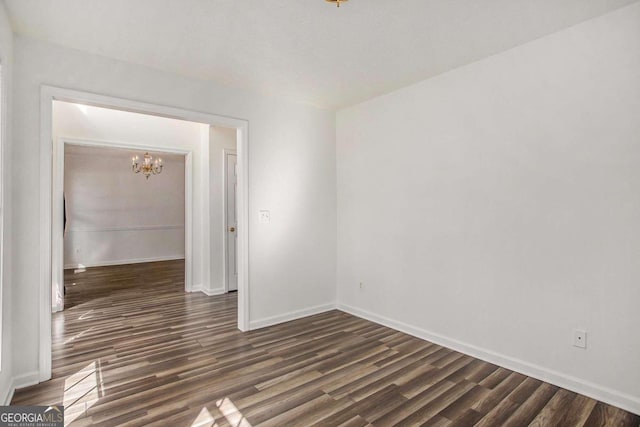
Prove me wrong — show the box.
[5,0,638,109]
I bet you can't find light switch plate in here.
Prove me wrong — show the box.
[259,210,270,224]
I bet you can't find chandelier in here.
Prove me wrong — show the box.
[132,152,163,179]
[326,0,348,7]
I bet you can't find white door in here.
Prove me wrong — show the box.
[225,153,238,291]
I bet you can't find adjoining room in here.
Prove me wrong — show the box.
[61,144,186,309]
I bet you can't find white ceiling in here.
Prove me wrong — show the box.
[5,0,638,109]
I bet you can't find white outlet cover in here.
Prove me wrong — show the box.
[259,210,270,224]
[573,329,587,349]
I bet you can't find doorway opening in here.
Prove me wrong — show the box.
[51,100,198,312]
[209,126,239,294]
[39,87,250,382]
[59,142,188,310]
[224,149,238,293]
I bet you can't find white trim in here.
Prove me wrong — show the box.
[199,126,211,297]
[64,255,185,270]
[12,371,40,390]
[2,372,42,405]
[190,285,226,297]
[52,136,64,312]
[337,303,640,416]
[222,148,237,293]
[40,86,251,384]
[60,136,194,154]
[64,149,186,159]
[202,288,226,296]
[39,88,53,381]
[236,127,249,332]
[184,152,193,294]
[249,303,336,330]
[66,225,184,233]
[0,59,6,375]
[1,379,14,406]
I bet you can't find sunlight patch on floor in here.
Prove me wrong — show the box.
[216,397,252,427]
[63,327,94,345]
[63,360,104,426]
[78,310,95,320]
[191,407,219,427]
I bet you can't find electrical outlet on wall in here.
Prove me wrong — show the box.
[573,329,587,349]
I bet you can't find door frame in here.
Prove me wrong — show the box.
[53,138,193,312]
[222,148,238,292]
[40,86,250,382]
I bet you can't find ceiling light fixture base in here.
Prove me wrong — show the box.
[326,0,348,7]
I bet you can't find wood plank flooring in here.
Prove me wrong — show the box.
[12,260,640,426]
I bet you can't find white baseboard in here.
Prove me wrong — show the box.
[250,302,337,330]
[189,285,226,296]
[1,378,15,406]
[337,303,640,416]
[11,371,40,393]
[64,255,185,269]
[199,287,226,296]
[202,288,225,296]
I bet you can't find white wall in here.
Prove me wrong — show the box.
[337,3,640,415]
[0,0,13,405]
[11,36,336,381]
[210,126,237,294]
[63,145,185,269]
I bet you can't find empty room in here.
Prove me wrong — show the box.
[0,1,639,426]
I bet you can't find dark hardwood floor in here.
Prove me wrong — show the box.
[12,260,639,426]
